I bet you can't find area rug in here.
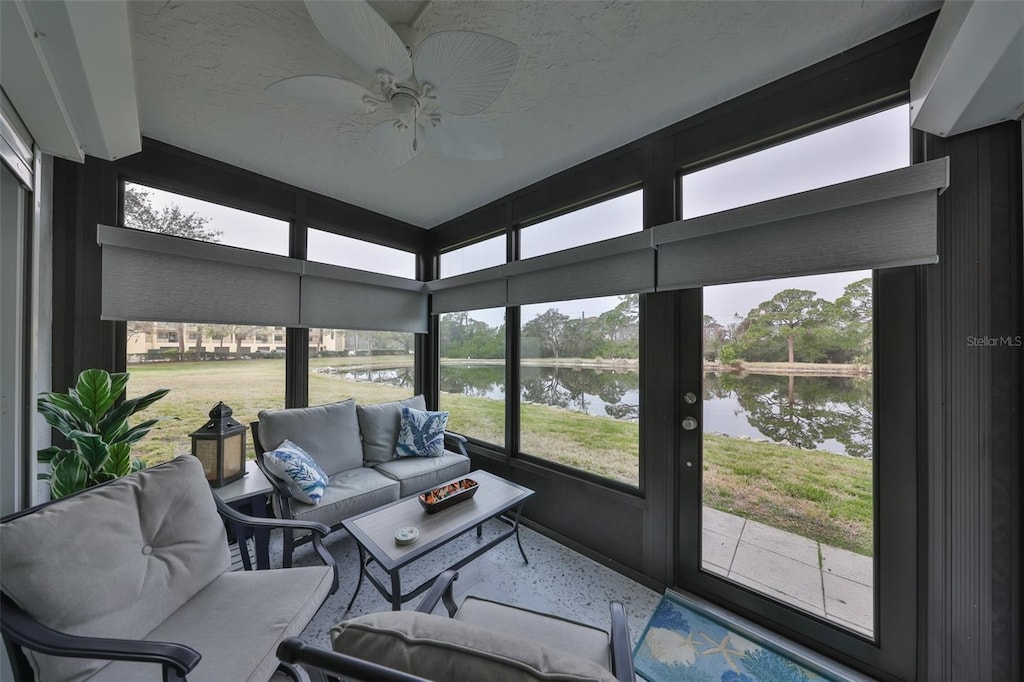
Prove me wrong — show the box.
[634,591,851,682]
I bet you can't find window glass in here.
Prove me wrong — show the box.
[123,182,289,255]
[682,105,909,219]
[308,329,416,407]
[519,189,643,259]
[126,321,285,465]
[519,295,640,486]
[439,234,505,278]
[684,106,908,638]
[438,309,506,446]
[307,229,416,279]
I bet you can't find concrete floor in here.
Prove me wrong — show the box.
[702,507,874,637]
[248,505,873,652]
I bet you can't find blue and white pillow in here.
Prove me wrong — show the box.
[395,407,449,458]
[262,440,328,504]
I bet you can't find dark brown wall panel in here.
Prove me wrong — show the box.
[921,122,1022,681]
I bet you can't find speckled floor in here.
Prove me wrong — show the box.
[251,518,662,650]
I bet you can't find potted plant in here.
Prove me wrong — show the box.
[37,369,171,498]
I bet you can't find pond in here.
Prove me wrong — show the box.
[313,363,873,458]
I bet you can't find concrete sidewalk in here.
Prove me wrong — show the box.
[702,507,874,636]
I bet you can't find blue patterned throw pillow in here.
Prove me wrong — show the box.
[395,407,449,458]
[262,440,328,504]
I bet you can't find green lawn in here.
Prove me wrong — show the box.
[127,358,872,556]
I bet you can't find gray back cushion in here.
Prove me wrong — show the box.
[0,455,229,682]
[357,395,426,464]
[259,399,363,476]
[331,611,617,682]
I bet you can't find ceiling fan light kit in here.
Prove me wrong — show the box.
[269,0,519,168]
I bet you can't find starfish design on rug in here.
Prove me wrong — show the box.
[699,631,747,672]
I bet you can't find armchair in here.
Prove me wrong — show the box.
[0,455,338,682]
[277,570,635,682]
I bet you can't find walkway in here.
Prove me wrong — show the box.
[702,507,873,636]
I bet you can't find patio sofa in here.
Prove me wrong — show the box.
[0,455,338,682]
[252,395,471,566]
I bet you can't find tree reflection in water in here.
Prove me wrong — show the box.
[708,372,873,458]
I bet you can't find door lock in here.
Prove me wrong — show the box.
[682,416,698,431]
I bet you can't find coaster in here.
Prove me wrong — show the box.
[394,526,419,546]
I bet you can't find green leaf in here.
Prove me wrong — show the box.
[129,388,171,416]
[36,400,87,437]
[117,418,170,446]
[130,458,147,473]
[50,452,90,498]
[74,369,113,422]
[68,432,110,471]
[40,392,91,424]
[103,442,133,478]
[109,372,131,402]
[37,446,64,463]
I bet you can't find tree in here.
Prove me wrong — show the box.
[522,309,571,359]
[740,289,825,363]
[123,186,222,242]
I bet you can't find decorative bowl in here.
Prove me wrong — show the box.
[418,478,478,514]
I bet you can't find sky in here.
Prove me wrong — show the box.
[132,104,908,328]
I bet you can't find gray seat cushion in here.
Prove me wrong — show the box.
[454,597,612,671]
[259,400,363,477]
[0,456,228,682]
[374,451,471,497]
[90,566,334,682]
[331,611,617,682]
[357,395,427,464]
[288,467,400,527]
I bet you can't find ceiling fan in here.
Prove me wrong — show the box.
[268,0,519,168]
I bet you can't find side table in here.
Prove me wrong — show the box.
[212,460,274,570]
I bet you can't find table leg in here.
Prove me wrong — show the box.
[476,523,483,538]
[251,493,271,570]
[391,571,403,611]
[229,518,253,571]
[347,544,366,612]
[512,502,529,564]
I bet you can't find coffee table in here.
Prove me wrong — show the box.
[342,470,534,611]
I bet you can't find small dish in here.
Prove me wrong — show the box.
[394,526,419,545]
[418,478,479,514]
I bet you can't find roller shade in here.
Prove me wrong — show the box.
[98,226,429,332]
[505,230,655,306]
[654,159,948,290]
[428,266,507,313]
[98,225,301,326]
[300,261,428,333]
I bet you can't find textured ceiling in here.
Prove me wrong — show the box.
[128,0,938,228]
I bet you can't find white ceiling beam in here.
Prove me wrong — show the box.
[911,0,1024,138]
[1,0,140,162]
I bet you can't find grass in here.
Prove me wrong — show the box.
[127,358,872,556]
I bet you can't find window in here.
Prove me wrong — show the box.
[519,295,640,486]
[682,105,908,637]
[126,321,285,465]
[438,309,506,446]
[520,190,642,259]
[307,229,416,279]
[123,182,289,255]
[439,234,505,278]
[308,328,416,407]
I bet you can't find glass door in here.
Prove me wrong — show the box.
[699,274,874,638]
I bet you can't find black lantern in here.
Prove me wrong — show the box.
[190,402,247,488]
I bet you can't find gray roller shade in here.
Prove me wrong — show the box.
[300,261,428,333]
[655,159,948,290]
[428,266,507,313]
[505,231,655,305]
[98,225,301,326]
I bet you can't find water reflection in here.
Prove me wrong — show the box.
[317,363,872,458]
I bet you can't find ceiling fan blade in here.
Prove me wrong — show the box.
[367,120,421,169]
[266,75,378,114]
[305,0,413,82]
[414,31,519,115]
[423,113,503,161]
